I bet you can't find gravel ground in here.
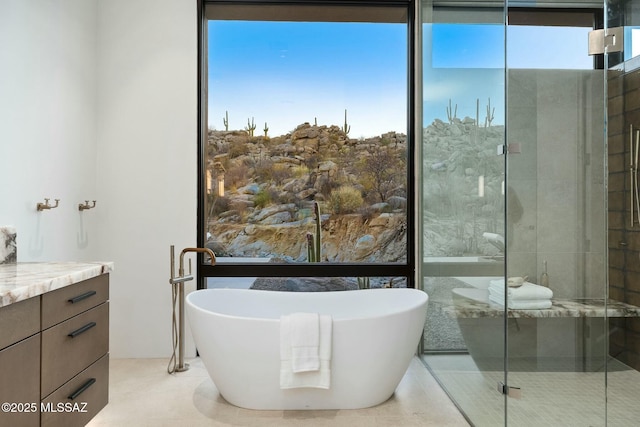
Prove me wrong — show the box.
[422,277,471,351]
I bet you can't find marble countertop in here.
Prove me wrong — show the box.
[446,296,640,318]
[0,261,114,308]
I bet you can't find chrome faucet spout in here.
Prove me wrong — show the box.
[178,247,216,278]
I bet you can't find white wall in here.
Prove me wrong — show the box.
[96,0,198,358]
[0,0,198,359]
[0,0,99,262]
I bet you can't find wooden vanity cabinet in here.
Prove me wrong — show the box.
[0,297,41,427]
[0,273,109,427]
[40,273,110,427]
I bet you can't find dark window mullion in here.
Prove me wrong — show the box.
[203,263,411,278]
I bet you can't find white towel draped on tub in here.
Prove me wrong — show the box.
[280,313,332,389]
[290,312,320,372]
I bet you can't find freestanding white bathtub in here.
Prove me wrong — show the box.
[186,288,428,410]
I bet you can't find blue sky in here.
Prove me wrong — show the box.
[208,21,407,138]
[424,24,592,127]
[209,21,593,137]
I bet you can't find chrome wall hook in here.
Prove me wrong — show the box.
[37,198,59,211]
[79,200,97,211]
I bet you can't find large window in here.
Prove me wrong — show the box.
[198,1,416,287]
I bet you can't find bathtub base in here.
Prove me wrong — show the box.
[217,387,395,411]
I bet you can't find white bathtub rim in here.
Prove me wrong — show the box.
[186,287,428,322]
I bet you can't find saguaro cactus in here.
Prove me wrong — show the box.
[357,277,370,289]
[223,110,229,131]
[485,98,495,128]
[343,109,351,135]
[263,122,269,137]
[245,117,256,137]
[306,202,322,262]
[446,99,457,123]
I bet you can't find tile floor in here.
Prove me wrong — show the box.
[87,356,470,426]
[423,354,640,427]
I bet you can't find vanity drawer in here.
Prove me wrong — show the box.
[42,274,109,329]
[0,296,40,350]
[41,353,109,427]
[0,334,41,427]
[41,302,109,398]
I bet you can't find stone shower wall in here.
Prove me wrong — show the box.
[608,64,640,370]
[507,70,606,299]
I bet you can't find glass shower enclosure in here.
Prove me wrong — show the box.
[420,0,640,425]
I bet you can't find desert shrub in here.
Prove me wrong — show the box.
[329,185,364,214]
[271,163,292,185]
[357,205,376,223]
[228,139,250,158]
[229,199,250,222]
[292,165,309,178]
[316,174,334,198]
[225,163,249,189]
[208,196,230,217]
[356,146,405,203]
[305,154,320,170]
[276,191,296,205]
[254,159,274,182]
[254,189,272,208]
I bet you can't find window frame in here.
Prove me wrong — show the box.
[196,0,418,289]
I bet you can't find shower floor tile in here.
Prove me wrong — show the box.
[87,357,470,426]
[423,354,640,427]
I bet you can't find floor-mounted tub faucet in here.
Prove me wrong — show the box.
[179,247,216,277]
[168,245,216,374]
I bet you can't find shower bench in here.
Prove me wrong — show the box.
[446,297,640,319]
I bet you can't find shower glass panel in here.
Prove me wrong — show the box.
[606,1,640,425]
[419,0,640,425]
[505,4,608,424]
[420,1,507,424]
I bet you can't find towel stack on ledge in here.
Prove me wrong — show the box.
[488,279,553,309]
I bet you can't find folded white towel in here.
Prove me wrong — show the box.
[289,312,320,372]
[489,294,552,309]
[489,280,553,301]
[280,313,332,389]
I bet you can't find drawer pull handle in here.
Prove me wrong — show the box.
[68,378,96,400]
[68,290,97,304]
[68,322,97,338]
